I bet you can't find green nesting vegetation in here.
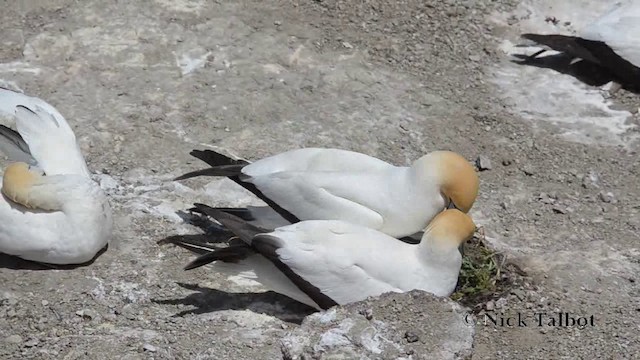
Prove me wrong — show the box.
[451,227,512,308]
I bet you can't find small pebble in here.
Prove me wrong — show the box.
[404,331,419,343]
[476,155,492,171]
[598,191,615,203]
[521,166,535,176]
[24,338,39,348]
[4,335,23,344]
[359,308,374,320]
[552,206,567,214]
[142,344,157,352]
[485,301,495,311]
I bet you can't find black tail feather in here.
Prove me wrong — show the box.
[158,233,234,250]
[160,233,254,270]
[184,243,254,270]
[190,149,250,167]
[177,148,301,224]
[208,207,255,221]
[191,203,269,243]
[174,164,246,181]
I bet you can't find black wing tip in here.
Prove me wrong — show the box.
[173,172,198,181]
[190,203,270,241]
[157,236,177,245]
[184,257,209,270]
[189,148,250,166]
[251,234,338,310]
[183,244,254,270]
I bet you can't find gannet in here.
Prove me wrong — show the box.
[521,0,640,86]
[0,87,112,265]
[175,148,479,239]
[163,204,476,310]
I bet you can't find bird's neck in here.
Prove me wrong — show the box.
[418,239,462,274]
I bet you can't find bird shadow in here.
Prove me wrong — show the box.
[511,52,625,88]
[0,245,108,270]
[152,282,316,324]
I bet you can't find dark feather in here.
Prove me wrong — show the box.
[190,203,269,243]
[190,149,250,167]
[187,204,338,309]
[521,33,640,86]
[174,164,247,180]
[184,243,254,270]
[252,235,338,310]
[208,207,256,221]
[160,234,254,270]
[227,177,301,224]
[158,234,232,251]
[176,149,301,224]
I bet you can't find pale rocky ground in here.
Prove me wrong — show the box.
[0,0,639,359]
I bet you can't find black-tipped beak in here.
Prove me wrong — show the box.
[447,200,459,210]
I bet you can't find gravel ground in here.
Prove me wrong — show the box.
[1,0,639,359]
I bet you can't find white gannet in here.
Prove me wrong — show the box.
[175,148,479,239]
[0,87,112,265]
[521,0,640,86]
[163,204,475,310]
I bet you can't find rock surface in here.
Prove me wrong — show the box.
[0,0,639,359]
[281,291,474,360]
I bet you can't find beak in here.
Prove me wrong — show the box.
[447,200,458,210]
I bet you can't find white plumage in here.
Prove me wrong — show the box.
[0,88,112,265]
[177,148,479,239]
[165,205,476,310]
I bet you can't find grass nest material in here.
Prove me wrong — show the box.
[451,226,524,311]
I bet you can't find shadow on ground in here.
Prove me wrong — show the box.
[0,245,108,270]
[153,282,316,324]
[512,52,640,93]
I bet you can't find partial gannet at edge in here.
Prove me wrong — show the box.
[175,148,479,239]
[0,88,112,265]
[162,204,475,310]
[520,0,640,87]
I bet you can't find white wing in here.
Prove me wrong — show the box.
[0,88,90,177]
[243,148,394,175]
[248,171,395,229]
[272,221,420,304]
[580,0,640,67]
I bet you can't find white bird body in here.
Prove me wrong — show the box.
[168,206,475,310]
[0,88,112,264]
[0,88,90,176]
[178,148,479,239]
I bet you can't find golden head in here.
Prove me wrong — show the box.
[428,151,479,213]
[424,209,476,249]
[2,162,43,208]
